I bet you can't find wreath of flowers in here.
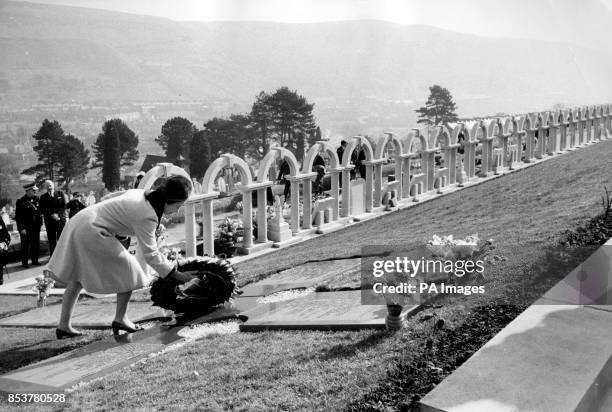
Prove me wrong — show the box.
[150,256,238,315]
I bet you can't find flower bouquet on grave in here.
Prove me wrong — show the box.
[32,273,55,307]
[378,269,414,331]
[150,256,239,317]
[214,218,242,258]
[426,234,501,284]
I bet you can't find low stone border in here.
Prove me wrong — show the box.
[419,238,612,412]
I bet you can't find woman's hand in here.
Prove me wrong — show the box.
[171,270,196,283]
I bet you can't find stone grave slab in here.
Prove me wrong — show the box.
[240,259,361,297]
[180,297,259,326]
[540,243,612,306]
[419,304,612,412]
[0,276,112,298]
[239,291,419,331]
[0,324,185,394]
[0,301,163,329]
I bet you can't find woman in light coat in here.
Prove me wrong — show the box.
[48,176,195,339]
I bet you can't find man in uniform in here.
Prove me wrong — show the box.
[15,183,42,268]
[39,180,67,256]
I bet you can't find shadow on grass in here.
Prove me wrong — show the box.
[314,330,392,363]
[0,345,69,375]
[0,330,108,375]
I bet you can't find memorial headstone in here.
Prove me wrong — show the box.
[268,196,292,243]
[350,179,366,216]
[0,325,185,393]
[0,302,162,329]
[239,291,419,331]
[240,259,361,297]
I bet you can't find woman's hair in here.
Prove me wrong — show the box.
[145,175,193,223]
[158,175,192,204]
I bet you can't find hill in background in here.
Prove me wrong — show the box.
[1,0,611,137]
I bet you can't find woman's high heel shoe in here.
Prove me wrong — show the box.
[56,328,83,340]
[111,321,144,335]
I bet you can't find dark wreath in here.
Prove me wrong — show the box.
[150,256,237,316]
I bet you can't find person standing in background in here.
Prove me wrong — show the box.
[67,192,87,219]
[15,183,42,268]
[86,190,97,206]
[39,180,67,257]
[337,140,347,164]
[0,214,10,284]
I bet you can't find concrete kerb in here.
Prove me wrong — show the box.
[419,237,612,412]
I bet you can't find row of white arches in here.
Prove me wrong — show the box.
[138,103,612,257]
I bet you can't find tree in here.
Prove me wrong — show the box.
[57,134,90,192]
[227,114,256,159]
[0,154,21,204]
[102,125,121,190]
[92,119,138,190]
[23,119,65,181]
[251,91,275,159]
[415,85,459,126]
[269,87,317,154]
[92,119,139,168]
[155,117,197,165]
[248,87,317,162]
[202,117,236,158]
[202,114,257,160]
[189,130,212,180]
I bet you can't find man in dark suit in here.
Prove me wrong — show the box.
[39,180,67,256]
[337,140,347,164]
[337,140,347,188]
[15,183,43,268]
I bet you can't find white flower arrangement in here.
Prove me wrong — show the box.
[427,234,484,260]
[32,273,55,305]
[426,234,503,281]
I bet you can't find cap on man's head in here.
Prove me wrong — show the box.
[136,171,146,178]
[341,140,347,145]
[24,183,38,191]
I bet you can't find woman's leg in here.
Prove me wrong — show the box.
[58,281,83,332]
[114,291,134,327]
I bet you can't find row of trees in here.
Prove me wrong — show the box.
[19,85,457,193]
[23,120,91,192]
[21,118,138,192]
[156,86,320,179]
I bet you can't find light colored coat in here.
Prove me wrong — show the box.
[47,190,174,294]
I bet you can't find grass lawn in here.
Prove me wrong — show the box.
[1,140,611,411]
